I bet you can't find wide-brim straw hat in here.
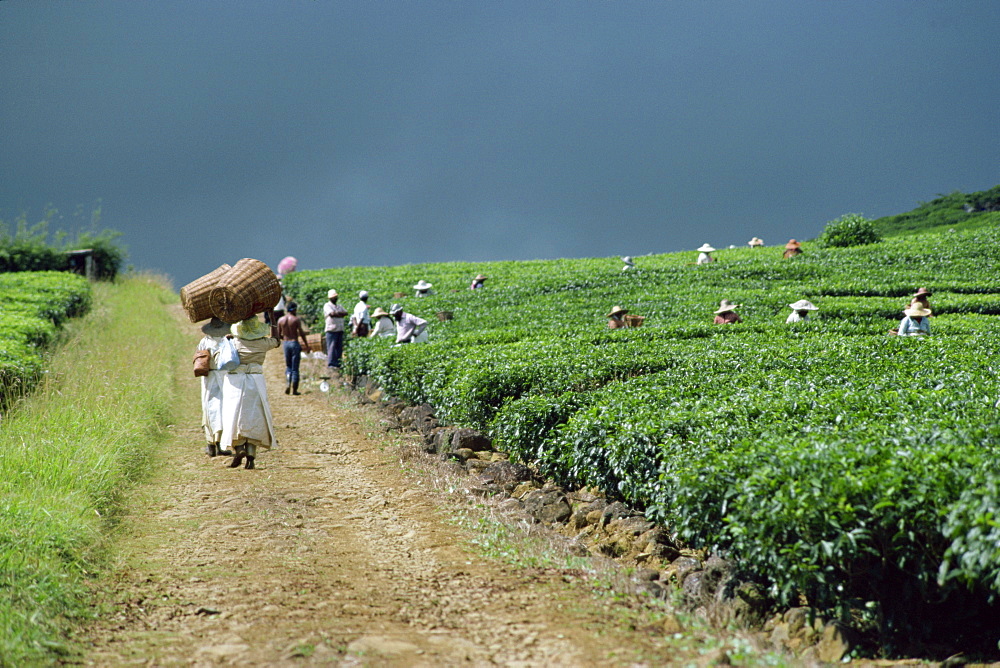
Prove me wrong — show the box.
[785,239,801,249]
[914,287,932,297]
[904,305,932,318]
[474,274,487,281]
[371,307,390,319]
[697,244,716,253]
[201,316,231,337]
[606,305,628,317]
[232,317,270,340]
[413,280,433,290]
[328,289,339,299]
[714,299,740,314]
[788,299,818,311]
[748,237,763,246]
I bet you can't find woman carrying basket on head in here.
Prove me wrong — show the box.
[220,310,281,470]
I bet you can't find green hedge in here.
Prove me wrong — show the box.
[282,222,1000,648]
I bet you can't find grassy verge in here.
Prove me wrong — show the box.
[0,274,186,665]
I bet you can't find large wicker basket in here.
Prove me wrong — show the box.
[180,264,231,323]
[209,258,282,323]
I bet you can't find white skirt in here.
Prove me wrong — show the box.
[220,365,278,450]
[200,369,226,444]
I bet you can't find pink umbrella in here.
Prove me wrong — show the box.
[277,256,298,276]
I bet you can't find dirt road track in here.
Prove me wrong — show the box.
[81,316,689,666]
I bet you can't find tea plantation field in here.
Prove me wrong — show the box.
[0,271,91,408]
[283,219,1000,646]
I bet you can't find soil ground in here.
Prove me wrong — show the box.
[79,312,712,667]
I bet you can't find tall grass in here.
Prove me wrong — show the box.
[0,274,186,665]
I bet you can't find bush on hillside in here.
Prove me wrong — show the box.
[817,213,882,248]
[0,204,126,280]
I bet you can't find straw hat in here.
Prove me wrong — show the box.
[606,305,628,318]
[201,317,230,337]
[413,280,433,290]
[327,289,339,299]
[904,305,932,318]
[788,299,818,311]
[913,287,932,297]
[785,239,801,249]
[748,237,764,247]
[232,317,270,340]
[714,299,740,314]
[474,274,487,281]
[621,256,634,266]
[697,244,716,253]
[371,307,390,319]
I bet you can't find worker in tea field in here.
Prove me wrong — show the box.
[621,256,635,271]
[276,302,311,396]
[910,287,932,312]
[221,313,280,470]
[470,273,488,289]
[413,279,434,297]
[895,304,932,336]
[696,244,716,264]
[323,289,348,371]
[748,237,764,248]
[368,307,396,338]
[783,239,803,258]
[607,305,629,328]
[390,303,428,344]
[713,299,741,324]
[196,317,233,458]
[351,290,371,337]
[786,299,818,323]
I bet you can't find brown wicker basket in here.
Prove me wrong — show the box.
[624,314,645,328]
[209,258,282,323]
[180,264,232,323]
[436,311,453,321]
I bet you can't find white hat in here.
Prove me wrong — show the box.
[359,290,369,299]
[714,299,740,314]
[389,303,403,315]
[748,237,764,246]
[328,289,338,299]
[697,244,716,253]
[904,305,932,318]
[788,300,818,311]
[413,280,433,290]
[621,256,634,265]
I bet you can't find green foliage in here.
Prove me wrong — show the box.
[0,275,184,665]
[0,203,126,279]
[0,271,92,408]
[816,213,882,248]
[873,185,1000,237]
[282,220,1000,648]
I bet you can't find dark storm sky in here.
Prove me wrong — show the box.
[2,1,998,288]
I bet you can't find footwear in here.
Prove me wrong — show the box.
[217,444,233,456]
[284,384,291,394]
[244,456,255,470]
[229,445,246,468]
[292,381,300,396]
[206,443,217,457]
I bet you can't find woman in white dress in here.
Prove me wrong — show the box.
[197,317,233,457]
[220,312,280,470]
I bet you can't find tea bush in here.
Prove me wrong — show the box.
[0,272,91,407]
[282,220,1000,646]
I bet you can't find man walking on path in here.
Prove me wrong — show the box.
[276,302,311,395]
[323,289,348,372]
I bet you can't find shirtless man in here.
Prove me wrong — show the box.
[276,301,311,395]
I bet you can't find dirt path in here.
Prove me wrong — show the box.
[80,314,697,667]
